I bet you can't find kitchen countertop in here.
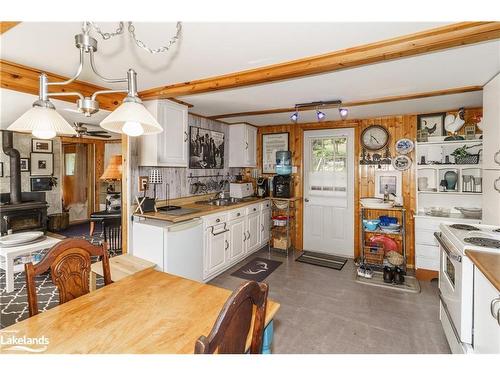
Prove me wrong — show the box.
[134,196,268,223]
[465,250,500,292]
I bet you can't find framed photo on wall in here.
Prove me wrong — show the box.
[417,113,446,138]
[374,170,402,199]
[189,126,225,169]
[30,177,53,192]
[0,162,3,177]
[20,158,30,172]
[30,152,54,176]
[31,139,53,153]
[262,133,289,173]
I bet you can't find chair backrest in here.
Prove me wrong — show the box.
[195,281,268,354]
[25,238,112,317]
[103,217,122,256]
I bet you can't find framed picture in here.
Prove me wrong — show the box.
[30,177,53,192]
[0,162,3,177]
[20,158,30,172]
[417,113,446,138]
[262,133,289,173]
[189,126,225,169]
[30,152,54,176]
[374,170,402,199]
[31,139,53,153]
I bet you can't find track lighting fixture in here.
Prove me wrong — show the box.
[290,107,299,122]
[316,109,326,121]
[289,100,342,123]
[339,108,349,120]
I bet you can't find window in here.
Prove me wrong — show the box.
[309,136,347,196]
[65,153,76,176]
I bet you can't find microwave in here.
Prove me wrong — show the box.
[229,182,254,199]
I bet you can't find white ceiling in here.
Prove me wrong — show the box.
[1,22,499,126]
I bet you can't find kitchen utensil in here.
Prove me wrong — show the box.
[454,207,482,219]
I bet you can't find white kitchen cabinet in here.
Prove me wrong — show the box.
[482,169,500,225]
[204,223,229,277]
[473,268,500,353]
[140,99,189,167]
[246,212,260,253]
[132,220,164,270]
[228,123,257,167]
[482,73,500,170]
[260,208,271,246]
[228,217,246,263]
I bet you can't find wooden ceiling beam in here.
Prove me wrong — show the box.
[208,85,484,120]
[0,60,126,111]
[139,22,500,99]
[0,22,21,35]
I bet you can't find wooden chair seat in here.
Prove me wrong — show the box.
[195,280,269,354]
[25,238,112,317]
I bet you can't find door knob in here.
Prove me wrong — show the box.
[304,198,309,202]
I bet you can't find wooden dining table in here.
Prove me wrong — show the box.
[0,269,280,354]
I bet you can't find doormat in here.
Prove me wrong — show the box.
[355,271,421,294]
[295,251,347,270]
[231,257,282,282]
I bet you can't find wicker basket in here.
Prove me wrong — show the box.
[273,236,289,250]
[455,153,480,164]
[364,242,385,264]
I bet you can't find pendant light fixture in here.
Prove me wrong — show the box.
[8,22,181,139]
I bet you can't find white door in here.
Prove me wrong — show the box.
[205,225,228,275]
[229,218,246,262]
[303,128,355,257]
[246,213,260,253]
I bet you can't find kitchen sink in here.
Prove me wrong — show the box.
[195,197,242,206]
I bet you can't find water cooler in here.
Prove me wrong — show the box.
[273,151,293,198]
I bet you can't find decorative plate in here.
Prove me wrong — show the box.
[392,155,412,171]
[395,138,414,154]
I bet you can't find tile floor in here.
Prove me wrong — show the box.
[209,247,451,354]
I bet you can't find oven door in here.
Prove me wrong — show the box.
[435,232,473,344]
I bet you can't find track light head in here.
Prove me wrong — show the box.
[316,109,326,121]
[290,111,299,123]
[339,108,349,120]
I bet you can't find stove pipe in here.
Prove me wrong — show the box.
[1,130,22,204]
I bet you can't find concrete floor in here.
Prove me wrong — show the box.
[209,247,451,354]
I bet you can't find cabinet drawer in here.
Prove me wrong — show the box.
[260,200,271,211]
[416,244,440,260]
[228,208,246,220]
[416,228,439,246]
[246,203,260,215]
[415,218,441,231]
[203,213,229,228]
[416,256,439,271]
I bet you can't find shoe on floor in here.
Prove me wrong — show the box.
[394,267,405,284]
[383,266,394,283]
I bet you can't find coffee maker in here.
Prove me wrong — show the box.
[256,177,270,197]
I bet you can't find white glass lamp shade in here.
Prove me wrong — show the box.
[148,169,163,184]
[100,101,163,137]
[7,106,77,139]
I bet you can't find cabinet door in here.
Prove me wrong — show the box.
[482,170,500,225]
[132,221,164,271]
[260,209,271,245]
[205,226,229,275]
[482,73,500,170]
[473,269,500,353]
[229,218,245,262]
[245,125,257,167]
[246,213,260,253]
[157,101,188,167]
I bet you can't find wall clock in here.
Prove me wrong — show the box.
[361,125,390,151]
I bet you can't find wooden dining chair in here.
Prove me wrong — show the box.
[194,281,269,354]
[25,238,112,317]
[103,217,122,257]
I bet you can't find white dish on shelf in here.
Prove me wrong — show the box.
[0,231,44,247]
[360,197,383,205]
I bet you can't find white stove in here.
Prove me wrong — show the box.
[437,223,500,354]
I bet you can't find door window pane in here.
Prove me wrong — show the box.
[65,153,76,176]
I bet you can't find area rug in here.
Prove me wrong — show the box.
[355,271,421,294]
[230,257,282,282]
[295,251,348,270]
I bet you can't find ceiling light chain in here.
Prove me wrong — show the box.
[88,21,182,55]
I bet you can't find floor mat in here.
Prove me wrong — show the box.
[230,257,282,282]
[295,251,348,270]
[355,271,421,293]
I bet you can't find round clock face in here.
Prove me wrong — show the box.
[361,125,389,151]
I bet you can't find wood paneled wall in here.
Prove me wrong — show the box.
[254,108,482,268]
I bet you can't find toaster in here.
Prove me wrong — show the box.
[229,182,254,199]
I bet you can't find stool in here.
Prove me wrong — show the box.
[90,254,156,291]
